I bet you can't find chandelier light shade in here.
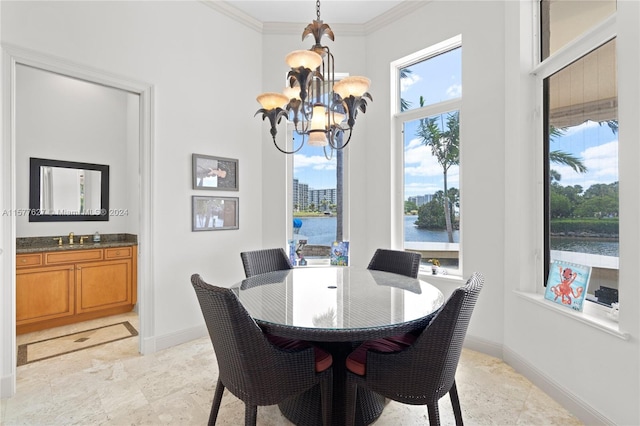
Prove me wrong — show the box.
[254,0,373,155]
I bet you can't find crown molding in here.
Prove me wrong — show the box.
[364,0,430,34]
[262,22,366,37]
[201,0,430,36]
[199,0,263,33]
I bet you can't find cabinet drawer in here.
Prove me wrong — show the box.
[16,253,43,268]
[45,249,103,265]
[105,247,132,259]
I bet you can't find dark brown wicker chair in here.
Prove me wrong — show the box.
[344,272,484,426]
[367,248,422,278]
[191,274,332,426]
[240,248,293,278]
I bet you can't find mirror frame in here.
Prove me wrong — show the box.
[29,157,110,222]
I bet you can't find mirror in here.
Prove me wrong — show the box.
[29,158,109,222]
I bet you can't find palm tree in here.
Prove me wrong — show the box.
[416,99,459,243]
[400,68,413,112]
[549,125,587,174]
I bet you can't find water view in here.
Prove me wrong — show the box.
[295,215,619,257]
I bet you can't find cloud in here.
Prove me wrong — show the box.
[555,140,618,187]
[293,153,336,172]
[400,73,421,93]
[446,83,462,98]
[582,140,618,179]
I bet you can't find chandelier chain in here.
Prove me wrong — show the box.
[316,0,321,20]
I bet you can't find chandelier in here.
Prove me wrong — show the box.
[255,0,372,155]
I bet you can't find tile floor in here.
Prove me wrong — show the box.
[2,312,582,425]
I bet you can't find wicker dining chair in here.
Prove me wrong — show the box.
[240,248,293,278]
[191,274,333,426]
[344,272,484,426]
[367,248,422,278]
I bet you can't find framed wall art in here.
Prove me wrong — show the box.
[192,154,238,191]
[192,196,239,231]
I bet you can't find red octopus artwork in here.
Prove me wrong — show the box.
[550,266,583,305]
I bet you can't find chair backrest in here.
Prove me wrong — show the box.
[364,272,484,403]
[367,248,422,278]
[191,273,319,406]
[240,248,293,278]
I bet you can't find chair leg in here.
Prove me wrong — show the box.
[320,372,333,426]
[449,380,464,426]
[427,402,441,426]
[245,404,257,426]
[208,378,225,426]
[344,380,358,426]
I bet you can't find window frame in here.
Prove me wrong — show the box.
[533,10,617,294]
[391,35,462,275]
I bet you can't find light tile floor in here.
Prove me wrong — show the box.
[2,312,582,425]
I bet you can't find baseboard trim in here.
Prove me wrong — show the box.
[463,335,503,359]
[503,346,614,425]
[1,373,15,399]
[153,324,208,352]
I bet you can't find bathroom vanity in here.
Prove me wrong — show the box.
[16,234,137,334]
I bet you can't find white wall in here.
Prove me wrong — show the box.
[1,0,264,394]
[15,64,134,237]
[362,0,507,347]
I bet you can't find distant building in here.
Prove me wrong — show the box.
[309,188,337,210]
[293,179,309,211]
[408,193,434,207]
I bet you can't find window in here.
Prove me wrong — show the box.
[394,36,462,271]
[291,129,344,264]
[541,2,618,307]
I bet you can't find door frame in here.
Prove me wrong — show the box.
[0,44,155,397]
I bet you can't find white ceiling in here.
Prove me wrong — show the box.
[222,0,407,25]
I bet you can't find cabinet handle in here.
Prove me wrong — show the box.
[77,266,81,270]
[116,251,120,255]
[21,259,27,263]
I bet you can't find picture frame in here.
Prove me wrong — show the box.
[544,259,591,311]
[192,196,239,231]
[192,154,238,191]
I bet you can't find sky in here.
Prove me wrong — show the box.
[551,120,619,190]
[291,45,617,198]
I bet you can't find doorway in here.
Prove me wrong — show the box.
[1,46,154,398]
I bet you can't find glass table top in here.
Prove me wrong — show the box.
[233,267,445,342]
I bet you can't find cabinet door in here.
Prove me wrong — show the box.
[75,259,132,313]
[16,265,75,324]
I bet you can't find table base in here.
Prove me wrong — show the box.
[278,342,386,426]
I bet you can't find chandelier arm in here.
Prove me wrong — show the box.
[326,127,352,150]
[323,144,335,160]
[272,134,305,154]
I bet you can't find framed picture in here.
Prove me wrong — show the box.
[192,196,239,231]
[192,154,238,191]
[544,259,591,311]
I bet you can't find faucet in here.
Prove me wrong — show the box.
[68,232,74,245]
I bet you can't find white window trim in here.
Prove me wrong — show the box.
[390,35,462,274]
[522,4,627,337]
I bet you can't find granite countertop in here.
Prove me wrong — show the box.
[16,233,138,254]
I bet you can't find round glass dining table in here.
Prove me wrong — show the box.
[232,266,445,426]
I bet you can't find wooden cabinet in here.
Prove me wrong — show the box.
[16,245,137,334]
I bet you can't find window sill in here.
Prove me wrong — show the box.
[514,291,630,340]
